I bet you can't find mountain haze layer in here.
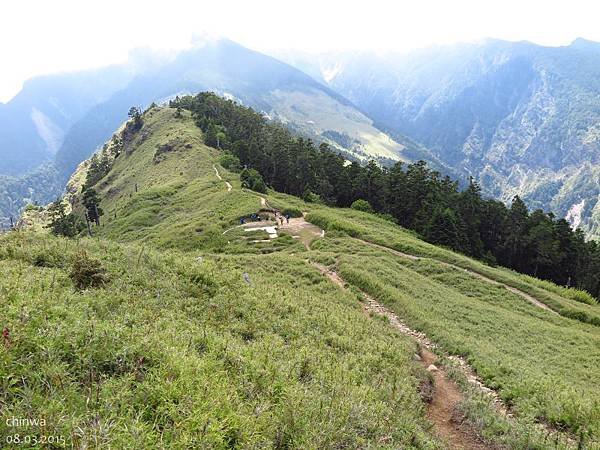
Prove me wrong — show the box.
[54,39,409,178]
[0,65,135,176]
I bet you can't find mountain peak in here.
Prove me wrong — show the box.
[570,37,600,50]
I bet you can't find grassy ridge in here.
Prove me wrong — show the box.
[314,236,600,442]
[87,108,260,251]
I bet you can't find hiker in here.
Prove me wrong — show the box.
[285,214,290,224]
[240,217,245,225]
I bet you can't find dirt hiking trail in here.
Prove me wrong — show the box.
[313,262,502,450]
[213,165,232,191]
[420,349,491,450]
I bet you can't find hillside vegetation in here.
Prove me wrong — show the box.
[1,232,443,448]
[167,93,600,304]
[5,104,600,448]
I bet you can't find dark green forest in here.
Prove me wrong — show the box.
[170,92,600,299]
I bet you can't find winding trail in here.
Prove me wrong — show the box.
[352,238,556,314]
[312,262,501,450]
[213,165,232,191]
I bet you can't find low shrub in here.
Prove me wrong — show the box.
[219,153,241,172]
[282,207,303,218]
[351,199,373,213]
[240,168,267,193]
[69,250,108,289]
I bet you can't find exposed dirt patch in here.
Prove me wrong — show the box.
[221,195,324,250]
[279,217,324,249]
[255,196,324,249]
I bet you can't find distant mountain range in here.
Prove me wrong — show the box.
[4,37,600,239]
[1,38,425,226]
[278,38,600,238]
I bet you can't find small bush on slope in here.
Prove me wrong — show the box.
[219,153,241,172]
[351,198,374,213]
[69,249,108,289]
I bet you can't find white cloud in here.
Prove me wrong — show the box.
[1,0,598,102]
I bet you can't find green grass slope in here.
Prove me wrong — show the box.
[5,106,600,448]
[86,108,262,251]
[312,234,600,442]
[0,233,439,449]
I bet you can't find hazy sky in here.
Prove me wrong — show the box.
[1,0,598,102]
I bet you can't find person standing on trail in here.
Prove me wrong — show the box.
[285,214,290,224]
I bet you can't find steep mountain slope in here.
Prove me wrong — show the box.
[0,64,134,176]
[280,39,600,238]
[26,105,599,447]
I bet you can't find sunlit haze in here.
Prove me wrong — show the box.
[1,0,599,102]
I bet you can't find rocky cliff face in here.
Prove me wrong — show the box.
[282,39,600,238]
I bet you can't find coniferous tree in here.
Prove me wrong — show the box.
[527,210,559,278]
[503,196,530,271]
[47,199,84,237]
[425,207,462,249]
[456,178,484,257]
[82,189,103,226]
